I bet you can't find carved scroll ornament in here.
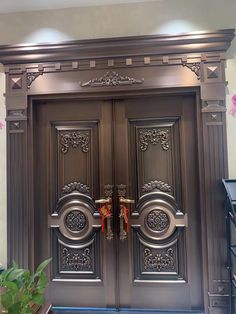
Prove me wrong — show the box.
[60,131,89,153]
[27,72,43,89]
[182,62,201,80]
[139,128,170,151]
[81,71,144,87]
[61,247,92,271]
[143,247,174,272]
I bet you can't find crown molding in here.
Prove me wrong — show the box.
[0,29,234,65]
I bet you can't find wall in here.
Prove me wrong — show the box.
[0,0,235,267]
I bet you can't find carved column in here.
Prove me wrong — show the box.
[5,68,29,268]
[200,58,229,313]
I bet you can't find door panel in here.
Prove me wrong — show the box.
[114,96,203,310]
[34,100,116,307]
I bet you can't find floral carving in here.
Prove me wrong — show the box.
[64,210,87,232]
[142,180,172,193]
[61,181,90,195]
[60,131,89,153]
[146,210,170,232]
[81,71,144,87]
[143,247,174,272]
[182,62,201,80]
[61,247,92,271]
[139,128,169,151]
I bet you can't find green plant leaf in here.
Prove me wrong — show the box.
[0,258,51,313]
[35,258,52,275]
[6,268,27,282]
[2,281,18,291]
[32,293,45,305]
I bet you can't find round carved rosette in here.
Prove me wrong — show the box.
[146,209,170,232]
[64,210,87,232]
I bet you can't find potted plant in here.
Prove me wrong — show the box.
[0,258,52,314]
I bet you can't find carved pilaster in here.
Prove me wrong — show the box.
[6,109,29,268]
[201,61,229,313]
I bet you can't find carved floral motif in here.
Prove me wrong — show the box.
[60,131,89,153]
[143,247,174,272]
[81,71,144,87]
[61,181,90,195]
[61,246,92,271]
[142,180,172,193]
[64,210,87,232]
[139,128,170,151]
[146,210,170,232]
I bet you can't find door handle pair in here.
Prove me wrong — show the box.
[95,185,134,241]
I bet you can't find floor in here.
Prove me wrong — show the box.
[53,309,204,314]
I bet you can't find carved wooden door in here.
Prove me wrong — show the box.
[35,94,203,311]
[114,95,203,311]
[35,100,116,308]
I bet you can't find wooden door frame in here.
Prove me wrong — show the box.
[0,29,235,313]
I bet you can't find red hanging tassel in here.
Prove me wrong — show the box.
[121,204,129,232]
[99,204,111,233]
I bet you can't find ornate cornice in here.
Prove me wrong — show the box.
[0,29,234,64]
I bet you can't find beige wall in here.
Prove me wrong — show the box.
[0,0,235,267]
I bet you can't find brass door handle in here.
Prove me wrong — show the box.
[95,197,112,204]
[119,196,135,241]
[119,197,135,204]
[95,185,114,240]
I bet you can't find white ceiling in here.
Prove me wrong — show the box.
[0,0,160,14]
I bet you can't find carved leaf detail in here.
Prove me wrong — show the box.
[61,181,90,194]
[139,128,169,151]
[81,71,144,87]
[60,131,89,153]
[142,180,172,193]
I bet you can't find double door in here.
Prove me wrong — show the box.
[35,94,203,311]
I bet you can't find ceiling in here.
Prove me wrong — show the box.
[0,0,160,14]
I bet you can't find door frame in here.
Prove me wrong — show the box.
[0,29,235,314]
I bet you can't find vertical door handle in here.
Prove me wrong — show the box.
[118,196,135,241]
[95,185,114,240]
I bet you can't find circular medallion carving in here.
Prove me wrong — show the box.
[64,210,87,232]
[146,209,170,232]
